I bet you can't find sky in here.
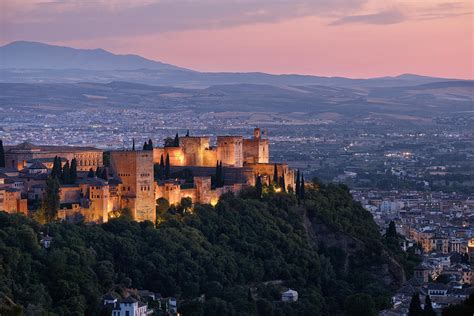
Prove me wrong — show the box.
[1,0,473,79]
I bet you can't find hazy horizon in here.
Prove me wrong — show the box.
[1,0,473,79]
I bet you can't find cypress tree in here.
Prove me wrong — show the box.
[174,133,179,147]
[0,139,5,168]
[186,129,190,137]
[386,221,398,239]
[70,158,77,183]
[101,168,108,180]
[219,161,225,187]
[273,163,278,185]
[143,141,148,151]
[299,174,305,200]
[95,167,101,178]
[423,295,436,316]
[51,156,62,179]
[87,168,95,178]
[295,169,300,196]
[132,138,135,151]
[165,154,170,179]
[255,175,262,198]
[61,160,70,184]
[408,293,423,316]
[159,154,165,179]
[148,138,153,150]
[44,175,60,222]
[215,160,221,187]
[279,175,286,192]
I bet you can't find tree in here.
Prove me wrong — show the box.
[408,293,423,316]
[299,174,305,200]
[87,168,95,178]
[142,141,148,151]
[279,176,286,192]
[156,198,170,215]
[295,169,300,196]
[344,293,376,316]
[42,176,60,222]
[215,161,221,187]
[101,168,108,180]
[95,167,102,178]
[386,221,398,239]
[423,295,436,316]
[159,155,165,179]
[164,137,174,147]
[51,156,62,179]
[70,158,77,183]
[180,197,193,213]
[173,133,179,147]
[148,138,153,150]
[186,129,190,137]
[255,175,263,198]
[0,139,5,168]
[132,138,135,151]
[165,154,171,179]
[61,160,70,184]
[219,161,224,186]
[273,163,278,185]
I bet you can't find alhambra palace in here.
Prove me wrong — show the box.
[0,128,295,223]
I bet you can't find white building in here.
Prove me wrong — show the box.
[111,297,153,316]
[281,289,298,302]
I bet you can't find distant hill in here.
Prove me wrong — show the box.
[0,41,187,71]
[0,41,465,88]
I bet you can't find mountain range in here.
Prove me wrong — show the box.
[0,41,466,88]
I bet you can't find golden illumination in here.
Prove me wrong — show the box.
[210,198,218,207]
[275,188,282,193]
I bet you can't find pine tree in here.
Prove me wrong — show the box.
[408,293,423,316]
[165,154,171,179]
[0,139,5,168]
[87,168,95,178]
[70,158,77,183]
[255,175,262,198]
[173,133,179,147]
[299,174,305,200]
[423,295,436,316]
[61,160,70,184]
[273,163,278,185]
[295,169,300,196]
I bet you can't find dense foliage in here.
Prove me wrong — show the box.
[0,183,402,315]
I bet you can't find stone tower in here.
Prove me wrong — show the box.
[109,150,156,223]
[217,136,243,167]
[243,128,269,164]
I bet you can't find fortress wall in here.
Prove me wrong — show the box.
[179,136,210,166]
[153,147,186,166]
[202,148,218,167]
[246,163,295,191]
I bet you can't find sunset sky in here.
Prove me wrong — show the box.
[1,0,473,78]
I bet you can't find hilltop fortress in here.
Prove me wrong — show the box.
[0,128,294,223]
